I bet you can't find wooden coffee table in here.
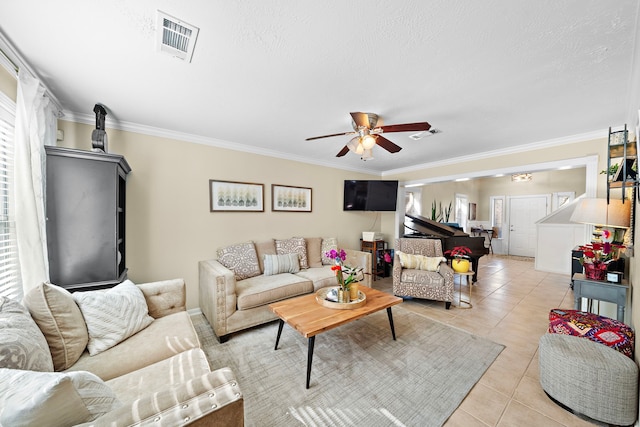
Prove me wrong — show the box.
[269,285,402,388]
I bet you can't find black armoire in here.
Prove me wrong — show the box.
[45,146,131,291]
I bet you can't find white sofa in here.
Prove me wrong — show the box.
[0,279,244,426]
[199,237,372,342]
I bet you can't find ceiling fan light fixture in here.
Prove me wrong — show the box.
[361,148,374,161]
[347,136,365,154]
[361,135,376,149]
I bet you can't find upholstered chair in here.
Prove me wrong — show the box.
[392,238,455,309]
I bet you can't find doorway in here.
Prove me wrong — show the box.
[455,193,469,232]
[508,195,550,257]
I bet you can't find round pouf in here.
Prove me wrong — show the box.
[539,333,638,426]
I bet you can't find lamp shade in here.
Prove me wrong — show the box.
[569,198,631,228]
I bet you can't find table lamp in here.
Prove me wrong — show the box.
[569,198,631,244]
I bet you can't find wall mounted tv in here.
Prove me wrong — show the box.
[343,180,399,211]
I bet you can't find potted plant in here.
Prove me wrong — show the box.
[445,245,472,273]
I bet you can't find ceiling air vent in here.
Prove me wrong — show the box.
[156,11,199,63]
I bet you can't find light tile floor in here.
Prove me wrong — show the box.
[374,254,605,427]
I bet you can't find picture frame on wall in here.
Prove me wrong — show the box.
[272,184,312,212]
[468,202,477,220]
[209,180,264,212]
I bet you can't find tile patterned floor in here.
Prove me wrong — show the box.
[374,254,606,427]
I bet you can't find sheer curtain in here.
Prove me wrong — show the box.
[14,71,57,297]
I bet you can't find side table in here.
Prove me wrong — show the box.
[360,239,386,281]
[572,273,628,322]
[454,271,474,309]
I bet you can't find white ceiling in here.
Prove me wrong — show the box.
[1,1,639,174]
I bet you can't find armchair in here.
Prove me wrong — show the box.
[392,238,455,309]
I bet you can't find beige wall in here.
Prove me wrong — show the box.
[57,121,384,308]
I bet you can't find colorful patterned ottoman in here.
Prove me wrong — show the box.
[548,309,634,358]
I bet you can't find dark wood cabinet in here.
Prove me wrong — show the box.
[45,146,131,291]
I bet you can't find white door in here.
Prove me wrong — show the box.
[508,196,549,257]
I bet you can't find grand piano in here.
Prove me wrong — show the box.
[403,213,489,282]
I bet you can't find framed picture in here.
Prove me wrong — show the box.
[272,184,312,212]
[209,180,264,212]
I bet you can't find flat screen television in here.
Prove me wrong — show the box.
[343,180,398,211]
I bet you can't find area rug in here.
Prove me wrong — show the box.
[192,306,504,427]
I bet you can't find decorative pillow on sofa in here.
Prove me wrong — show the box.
[306,237,324,268]
[276,237,309,269]
[321,237,338,265]
[73,280,154,356]
[23,282,89,371]
[217,241,261,280]
[398,252,446,272]
[0,368,121,426]
[0,296,53,372]
[263,253,301,276]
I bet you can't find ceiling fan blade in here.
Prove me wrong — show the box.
[380,122,431,133]
[350,112,371,129]
[306,131,354,141]
[336,146,350,157]
[375,135,402,153]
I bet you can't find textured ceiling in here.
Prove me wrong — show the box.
[1,0,639,174]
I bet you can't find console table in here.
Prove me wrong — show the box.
[572,273,628,322]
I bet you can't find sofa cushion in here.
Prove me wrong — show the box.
[67,311,200,381]
[276,237,309,269]
[0,296,54,372]
[73,280,154,356]
[397,252,446,272]
[217,241,261,280]
[23,282,89,371]
[107,348,210,403]
[321,237,338,265]
[236,274,313,310]
[0,368,121,427]
[294,265,337,291]
[306,237,324,268]
[263,253,301,276]
[255,239,277,273]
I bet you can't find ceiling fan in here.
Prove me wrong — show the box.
[306,112,433,160]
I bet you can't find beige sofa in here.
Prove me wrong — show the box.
[199,237,372,342]
[0,279,243,426]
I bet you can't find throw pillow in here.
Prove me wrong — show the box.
[73,280,154,356]
[217,241,261,280]
[397,252,446,272]
[263,253,301,276]
[276,237,309,269]
[321,237,338,265]
[23,282,89,371]
[306,237,323,268]
[0,296,54,372]
[0,368,121,426]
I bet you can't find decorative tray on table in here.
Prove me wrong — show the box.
[316,286,367,310]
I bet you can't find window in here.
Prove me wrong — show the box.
[490,196,504,239]
[0,94,20,299]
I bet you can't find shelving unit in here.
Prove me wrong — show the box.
[360,239,387,281]
[606,124,637,203]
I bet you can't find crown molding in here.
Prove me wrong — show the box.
[381,129,611,177]
[62,111,376,175]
